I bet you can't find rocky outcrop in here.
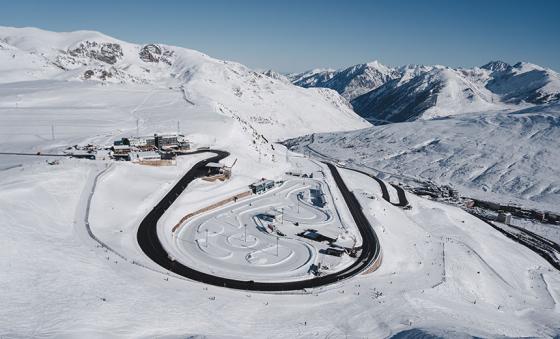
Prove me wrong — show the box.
[139,44,173,65]
[69,41,123,64]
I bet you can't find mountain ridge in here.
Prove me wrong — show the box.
[284,59,560,124]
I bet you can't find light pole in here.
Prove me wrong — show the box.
[244,224,247,245]
[205,229,209,248]
[276,236,279,256]
[281,208,284,224]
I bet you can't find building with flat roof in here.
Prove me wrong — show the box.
[250,179,275,194]
[129,151,161,162]
[123,134,190,150]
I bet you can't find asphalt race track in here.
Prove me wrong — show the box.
[136,150,381,291]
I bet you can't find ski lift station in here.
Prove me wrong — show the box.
[249,179,275,194]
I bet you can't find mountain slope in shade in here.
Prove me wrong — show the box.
[485,61,560,104]
[0,26,370,141]
[351,66,507,123]
[351,61,560,124]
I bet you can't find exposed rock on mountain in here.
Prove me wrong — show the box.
[68,41,123,64]
[139,44,173,65]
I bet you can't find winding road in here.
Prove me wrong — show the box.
[340,166,409,207]
[136,150,381,291]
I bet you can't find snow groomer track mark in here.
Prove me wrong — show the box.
[137,150,381,291]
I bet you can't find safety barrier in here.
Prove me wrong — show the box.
[172,190,253,233]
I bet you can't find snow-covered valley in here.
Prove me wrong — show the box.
[286,105,560,214]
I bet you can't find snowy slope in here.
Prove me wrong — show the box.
[288,68,337,88]
[0,26,370,141]
[485,61,560,104]
[261,69,291,84]
[286,104,560,214]
[351,66,509,123]
[2,150,560,338]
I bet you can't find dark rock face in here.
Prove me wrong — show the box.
[82,68,114,81]
[139,44,161,62]
[69,41,123,64]
[481,60,511,74]
[139,44,173,65]
[83,69,94,79]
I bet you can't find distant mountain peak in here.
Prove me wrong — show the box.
[364,60,392,71]
[481,60,511,73]
[365,59,382,66]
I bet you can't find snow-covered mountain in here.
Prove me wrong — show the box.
[484,61,560,104]
[0,26,369,141]
[288,68,337,88]
[289,61,399,101]
[351,65,507,123]
[289,59,560,124]
[260,69,291,85]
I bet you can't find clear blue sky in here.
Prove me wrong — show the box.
[1,0,559,72]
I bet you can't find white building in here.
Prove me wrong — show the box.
[129,151,161,162]
[129,137,150,147]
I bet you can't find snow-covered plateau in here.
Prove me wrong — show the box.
[1,26,559,338]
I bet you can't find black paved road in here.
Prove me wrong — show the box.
[341,166,409,207]
[136,151,381,291]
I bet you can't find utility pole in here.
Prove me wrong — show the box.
[136,119,139,137]
[177,120,180,136]
[281,208,284,224]
[51,123,55,140]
